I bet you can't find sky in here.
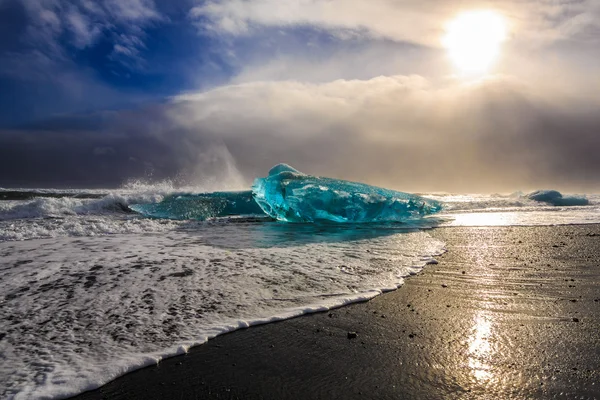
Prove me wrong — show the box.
[0,0,599,192]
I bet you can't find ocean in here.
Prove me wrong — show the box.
[1,187,599,399]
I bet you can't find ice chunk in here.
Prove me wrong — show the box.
[527,190,589,207]
[251,164,443,223]
[130,191,265,220]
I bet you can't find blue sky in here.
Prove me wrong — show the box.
[0,0,230,125]
[1,0,599,191]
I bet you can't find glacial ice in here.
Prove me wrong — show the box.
[129,191,264,220]
[527,190,589,207]
[251,164,443,223]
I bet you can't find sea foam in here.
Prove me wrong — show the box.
[0,224,444,399]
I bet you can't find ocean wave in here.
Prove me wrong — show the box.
[0,216,183,242]
[429,192,598,212]
[0,195,144,221]
[0,183,179,221]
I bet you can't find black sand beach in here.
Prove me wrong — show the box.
[72,225,600,400]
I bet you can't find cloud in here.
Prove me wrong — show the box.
[93,146,117,156]
[14,0,163,67]
[109,33,148,70]
[554,0,600,41]
[66,6,103,49]
[2,74,599,192]
[190,0,445,46]
[161,74,600,192]
[190,0,600,47]
[105,0,162,22]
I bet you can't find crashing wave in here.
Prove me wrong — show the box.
[0,195,137,221]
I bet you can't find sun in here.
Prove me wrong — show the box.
[443,10,507,75]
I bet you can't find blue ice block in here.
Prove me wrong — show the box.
[251,164,443,223]
[527,190,589,206]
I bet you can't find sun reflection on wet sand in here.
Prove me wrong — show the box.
[468,312,494,382]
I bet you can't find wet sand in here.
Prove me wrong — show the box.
[72,225,600,399]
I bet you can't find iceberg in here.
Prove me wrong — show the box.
[251,164,443,223]
[527,190,589,207]
[129,191,265,220]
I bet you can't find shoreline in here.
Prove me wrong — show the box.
[71,224,600,399]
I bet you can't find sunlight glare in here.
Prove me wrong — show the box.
[468,312,494,382]
[443,10,507,75]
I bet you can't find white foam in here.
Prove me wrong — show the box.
[428,192,599,211]
[0,189,181,242]
[0,215,185,242]
[0,193,166,221]
[0,225,444,399]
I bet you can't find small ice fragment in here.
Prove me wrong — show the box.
[251,164,443,223]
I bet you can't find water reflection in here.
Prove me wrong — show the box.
[178,219,442,249]
[468,311,494,382]
[449,212,519,226]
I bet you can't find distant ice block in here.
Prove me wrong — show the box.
[527,190,589,207]
[130,191,265,220]
[251,164,443,223]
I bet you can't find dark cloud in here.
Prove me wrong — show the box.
[0,128,169,188]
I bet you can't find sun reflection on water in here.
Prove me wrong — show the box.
[450,212,519,226]
[468,312,494,382]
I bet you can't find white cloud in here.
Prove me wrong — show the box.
[104,0,163,23]
[109,34,148,69]
[66,7,103,48]
[554,0,600,41]
[190,0,600,47]
[16,0,163,68]
[190,0,445,46]
[230,42,444,84]
[79,0,105,17]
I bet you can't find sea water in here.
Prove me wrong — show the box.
[0,187,599,399]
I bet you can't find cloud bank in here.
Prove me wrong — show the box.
[191,0,600,46]
[2,75,599,192]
